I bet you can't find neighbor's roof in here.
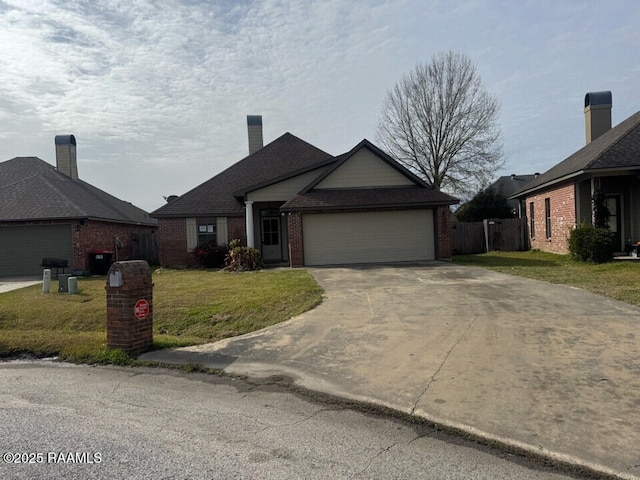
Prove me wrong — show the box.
[489,174,537,198]
[511,110,640,198]
[152,132,334,217]
[0,156,157,225]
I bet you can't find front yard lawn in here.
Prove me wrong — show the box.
[0,269,323,364]
[453,251,640,307]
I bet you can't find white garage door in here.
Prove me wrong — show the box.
[0,224,73,276]
[302,210,434,266]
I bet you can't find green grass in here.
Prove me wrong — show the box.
[0,269,323,364]
[453,250,640,307]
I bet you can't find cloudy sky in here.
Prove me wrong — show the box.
[1,0,638,212]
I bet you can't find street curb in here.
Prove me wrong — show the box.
[137,356,639,480]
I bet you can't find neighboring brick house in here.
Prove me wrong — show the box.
[511,91,640,254]
[0,135,158,276]
[152,116,458,267]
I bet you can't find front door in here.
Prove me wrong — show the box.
[261,217,282,261]
[607,195,622,250]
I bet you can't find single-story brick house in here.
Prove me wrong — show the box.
[0,135,158,276]
[511,91,640,254]
[152,116,459,267]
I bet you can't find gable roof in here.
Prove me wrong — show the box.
[0,156,157,225]
[152,132,333,217]
[299,139,433,193]
[282,140,458,211]
[512,110,640,198]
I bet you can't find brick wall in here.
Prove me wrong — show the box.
[105,260,153,355]
[156,217,197,267]
[74,220,157,272]
[156,216,247,267]
[434,206,452,259]
[287,213,304,267]
[525,182,576,254]
[227,216,246,245]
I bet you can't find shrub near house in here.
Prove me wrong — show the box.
[568,222,615,263]
[193,241,228,268]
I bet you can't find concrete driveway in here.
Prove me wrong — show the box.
[0,276,41,294]
[142,263,640,478]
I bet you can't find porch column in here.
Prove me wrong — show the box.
[590,177,596,224]
[245,201,254,248]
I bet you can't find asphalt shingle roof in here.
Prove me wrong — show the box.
[0,156,157,225]
[281,186,458,211]
[152,132,334,217]
[512,110,640,197]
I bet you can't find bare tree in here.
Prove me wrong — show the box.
[376,51,503,196]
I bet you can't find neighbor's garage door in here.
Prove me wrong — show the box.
[0,225,73,276]
[302,210,434,266]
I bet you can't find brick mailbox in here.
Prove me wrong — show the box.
[105,260,153,355]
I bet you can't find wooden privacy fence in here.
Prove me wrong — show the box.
[451,218,528,254]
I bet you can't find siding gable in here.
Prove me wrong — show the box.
[246,168,327,202]
[315,148,415,189]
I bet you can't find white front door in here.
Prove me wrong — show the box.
[261,217,281,261]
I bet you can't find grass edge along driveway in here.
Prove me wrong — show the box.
[453,250,640,308]
[0,268,323,365]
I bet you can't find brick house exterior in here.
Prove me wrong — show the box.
[512,92,640,255]
[74,220,158,271]
[153,118,458,267]
[525,183,576,253]
[435,206,453,259]
[0,136,157,276]
[156,218,191,267]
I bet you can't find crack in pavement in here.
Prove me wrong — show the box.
[258,407,344,432]
[104,372,145,400]
[406,433,427,445]
[356,441,399,477]
[365,292,374,315]
[410,315,478,415]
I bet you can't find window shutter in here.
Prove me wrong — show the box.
[186,218,197,252]
[216,217,228,246]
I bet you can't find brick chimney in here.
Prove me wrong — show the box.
[247,115,263,155]
[55,134,78,179]
[584,91,612,144]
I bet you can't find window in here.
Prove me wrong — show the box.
[545,198,551,239]
[197,219,217,245]
[262,218,279,246]
[529,202,535,238]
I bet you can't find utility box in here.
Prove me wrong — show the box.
[105,261,153,355]
[58,274,71,293]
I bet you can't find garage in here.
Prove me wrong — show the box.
[302,210,434,266]
[0,224,73,276]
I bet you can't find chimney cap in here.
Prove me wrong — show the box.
[247,115,262,126]
[55,134,76,146]
[585,91,612,109]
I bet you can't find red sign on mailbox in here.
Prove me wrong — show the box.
[134,299,149,319]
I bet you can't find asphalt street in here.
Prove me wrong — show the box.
[0,361,585,480]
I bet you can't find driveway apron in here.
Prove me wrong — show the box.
[142,263,640,478]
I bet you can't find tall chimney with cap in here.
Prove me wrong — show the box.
[247,115,263,155]
[55,134,78,179]
[584,91,612,144]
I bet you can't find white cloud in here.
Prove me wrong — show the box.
[0,0,638,210]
